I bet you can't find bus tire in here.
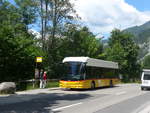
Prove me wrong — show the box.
[91,81,95,89]
[110,80,113,87]
[141,87,144,91]
[141,87,147,91]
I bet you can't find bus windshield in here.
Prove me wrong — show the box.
[62,62,85,81]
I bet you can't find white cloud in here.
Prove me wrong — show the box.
[28,29,41,39]
[72,0,150,34]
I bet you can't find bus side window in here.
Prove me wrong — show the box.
[86,66,92,79]
[86,66,90,79]
[99,68,103,79]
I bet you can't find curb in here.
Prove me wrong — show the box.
[0,87,60,96]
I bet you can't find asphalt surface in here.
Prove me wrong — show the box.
[0,84,150,113]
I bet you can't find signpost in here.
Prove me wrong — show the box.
[35,56,43,71]
[34,56,43,88]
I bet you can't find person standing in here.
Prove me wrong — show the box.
[43,71,47,88]
[39,69,44,88]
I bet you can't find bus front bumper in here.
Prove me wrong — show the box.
[59,80,86,89]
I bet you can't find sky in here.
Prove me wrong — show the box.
[71,0,150,38]
[125,0,150,11]
[8,0,150,38]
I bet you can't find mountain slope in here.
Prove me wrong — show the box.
[124,21,150,59]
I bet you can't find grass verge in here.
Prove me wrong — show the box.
[17,81,59,91]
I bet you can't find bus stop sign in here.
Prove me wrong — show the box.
[36,57,42,63]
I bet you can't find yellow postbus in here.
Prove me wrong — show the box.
[60,57,120,89]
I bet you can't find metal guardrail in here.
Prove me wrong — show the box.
[17,79,59,83]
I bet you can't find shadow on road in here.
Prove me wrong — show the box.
[0,85,120,113]
[0,92,92,113]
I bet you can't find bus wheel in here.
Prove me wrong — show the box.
[110,80,113,87]
[141,87,144,91]
[91,81,95,89]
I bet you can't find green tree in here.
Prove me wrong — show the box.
[0,0,43,82]
[62,26,103,57]
[143,55,150,69]
[15,0,38,27]
[105,29,141,82]
[46,26,103,78]
[36,0,78,77]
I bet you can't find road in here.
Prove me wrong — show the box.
[0,84,150,113]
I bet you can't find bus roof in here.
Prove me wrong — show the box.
[63,57,118,69]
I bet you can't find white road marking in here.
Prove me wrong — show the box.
[52,102,83,111]
[115,91,126,95]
